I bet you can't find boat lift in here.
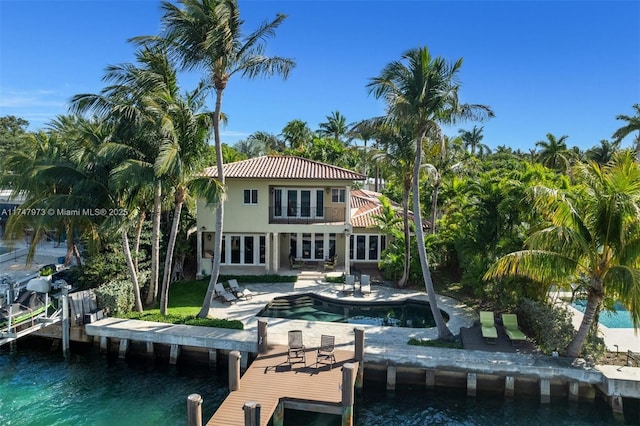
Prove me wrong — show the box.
[0,277,70,356]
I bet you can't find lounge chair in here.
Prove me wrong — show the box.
[228,279,252,300]
[479,311,498,344]
[342,274,356,295]
[214,282,237,304]
[287,330,306,366]
[359,274,371,296]
[316,334,336,370]
[324,256,337,271]
[502,313,527,345]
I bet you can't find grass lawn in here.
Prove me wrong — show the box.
[123,279,243,329]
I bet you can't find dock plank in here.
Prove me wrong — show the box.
[208,345,357,426]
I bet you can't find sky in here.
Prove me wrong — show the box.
[1,0,639,153]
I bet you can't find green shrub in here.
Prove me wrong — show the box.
[516,298,575,356]
[94,279,135,316]
[326,274,344,283]
[123,312,243,329]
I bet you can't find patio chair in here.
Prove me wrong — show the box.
[324,256,337,271]
[359,274,371,296]
[502,313,527,345]
[214,282,237,304]
[479,311,498,344]
[316,334,336,370]
[287,330,306,366]
[228,279,253,300]
[342,274,356,295]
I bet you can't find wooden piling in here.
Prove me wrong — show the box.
[568,381,579,402]
[342,362,355,426]
[243,401,260,426]
[354,328,364,391]
[187,393,203,426]
[118,339,129,359]
[229,350,241,392]
[425,369,436,389]
[61,290,70,358]
[386,365,396,391]
[258,319,268,354]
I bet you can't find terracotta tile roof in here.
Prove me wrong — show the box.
[349,189,429,230]
[203,156,366,181]
[351,189,398,229]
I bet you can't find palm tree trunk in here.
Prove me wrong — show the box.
[160,198,184,316]
[199,88,226,318]
[412,129,452,340]
[122,230,143,313]
[146,181,162,306]
[566,288,603,357]
[133,211,145,276]
[430,181,440,235]
[398,189,411,288]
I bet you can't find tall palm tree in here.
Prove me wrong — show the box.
[371,123,416,288]
[368,46,493,339]
[585,139,620,165]
[71,46,181,307]
[535,133,574,172]
[317,110,352,144]
[281,119,313,150]
[143,0,295,318]
[485,152,640,357]
[612,104,640,161]
[459,125,490,157]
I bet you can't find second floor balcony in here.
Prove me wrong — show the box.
[268,205,346,225]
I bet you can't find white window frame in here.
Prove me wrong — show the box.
[273,188,324,219]
[243,189,258,205]
[331,188,345,203]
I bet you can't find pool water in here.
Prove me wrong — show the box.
[572,300,634,328]
[256,293,448,328]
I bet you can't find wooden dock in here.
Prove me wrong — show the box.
[208,345,358,426]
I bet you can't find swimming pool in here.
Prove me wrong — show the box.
[572,300,634,328]
[256,293,448,328]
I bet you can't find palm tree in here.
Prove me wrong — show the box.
[612,104,640,161]
[368,46,493,340]
[143,0,295,318]
[371,123,416,288]
[585,139,620,165]
[317,111,352,144]
[459,126,491,157]
[535,133,574,172]
[281,119,313,150]
[485,152,640,357]
[71,46,181,307]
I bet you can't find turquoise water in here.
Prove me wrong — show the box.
[0,340,631,425]
[572,300,634,328]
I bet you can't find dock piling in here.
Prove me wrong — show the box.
[187,393,203,426]
[354,328,364,391]
[342,362,356,426]
[230,350,241,391]
[243,401,260,426]
[258,319,268,353]
[61,288,70,359]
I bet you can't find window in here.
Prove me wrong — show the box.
[314,233,324,259]
[273,188,324,219]
[243,189,258,204]
[244,236,254,264]
[218,234,266,265]
[368,236,378,260]
[331,188,345,203]
[349,233,386,261]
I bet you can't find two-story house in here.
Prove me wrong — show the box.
[196,156,391,277]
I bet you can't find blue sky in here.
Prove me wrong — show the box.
[1,0,638,153]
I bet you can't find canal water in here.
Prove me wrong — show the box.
[0,340,630,425]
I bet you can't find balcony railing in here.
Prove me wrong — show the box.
[268,206,346,225]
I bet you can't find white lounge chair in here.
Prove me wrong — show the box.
[214,282,237,304]
[360,274,371,295]
[342,274,356,295]
[228,279,253,300]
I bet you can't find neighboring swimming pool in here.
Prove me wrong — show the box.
[572,300,634,328]
[256,293,448,328]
